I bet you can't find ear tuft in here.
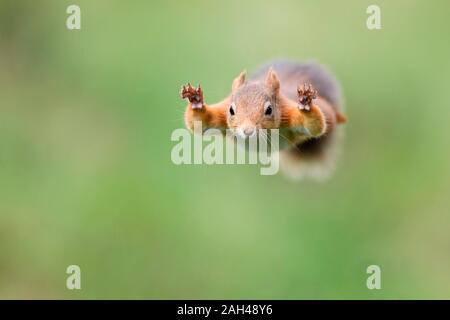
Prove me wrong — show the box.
[232,70,246,93]
[266,67,280,93]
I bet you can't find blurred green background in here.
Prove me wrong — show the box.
[1,0,450,299]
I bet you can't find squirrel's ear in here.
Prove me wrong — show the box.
[232,70,246,93]
[265,67,280,93]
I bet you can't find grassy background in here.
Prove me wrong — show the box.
[1,0,450,299]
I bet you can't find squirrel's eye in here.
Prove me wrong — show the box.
[229,103,236,116]
[264,102,273,116]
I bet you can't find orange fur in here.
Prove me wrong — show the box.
[279,95,327,137]
[184,100,229,131]
[336,111,347,124]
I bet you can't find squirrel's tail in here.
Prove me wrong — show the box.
[279,127,344,181]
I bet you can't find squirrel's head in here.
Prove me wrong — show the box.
[227,68,282,138]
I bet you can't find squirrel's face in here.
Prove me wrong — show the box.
[227,69,281,139]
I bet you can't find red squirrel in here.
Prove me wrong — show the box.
[180,60,347,180]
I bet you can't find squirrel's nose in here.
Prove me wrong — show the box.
[243,127,256,137]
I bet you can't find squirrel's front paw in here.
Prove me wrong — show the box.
[181,83,204,109]
[297,83,317,111]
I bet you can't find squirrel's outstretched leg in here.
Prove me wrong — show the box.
[181,83,229,131]
[279,83,328,137]
[279,84,327,137]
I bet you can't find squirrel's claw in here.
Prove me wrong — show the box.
[181,83,204,109]
[297,83,317,112]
